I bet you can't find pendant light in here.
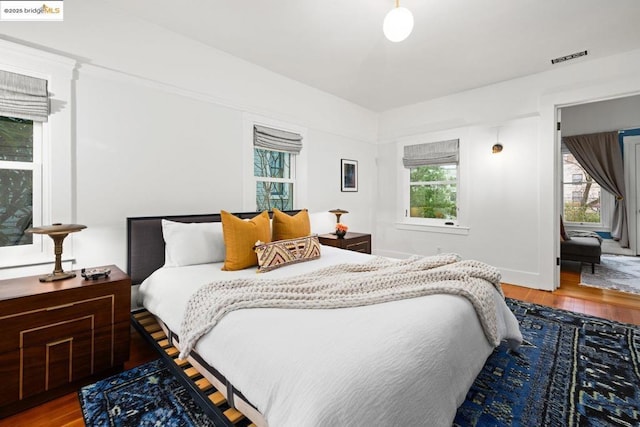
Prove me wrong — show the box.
[383,0,414,42]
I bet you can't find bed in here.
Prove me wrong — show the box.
[128,211,522,427]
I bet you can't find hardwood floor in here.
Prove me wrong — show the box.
[2,272,639,426]
[503,267,640,325]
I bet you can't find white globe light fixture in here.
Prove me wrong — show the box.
[383,0,414,42]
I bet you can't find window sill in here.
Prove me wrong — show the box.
[0,256,76,280]
[565,223,606,231]
[394,222,470,235]
[0,255,75,270]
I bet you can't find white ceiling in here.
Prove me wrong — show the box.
[108,0,640,112]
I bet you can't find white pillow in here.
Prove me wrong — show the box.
[309,211,335,234]
[161,220,225,267]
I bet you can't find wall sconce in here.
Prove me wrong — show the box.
[329,208,348,223]
[492,126,503,154]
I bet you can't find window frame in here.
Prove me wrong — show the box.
[0,120,43,256]
[407,163,458,221]
[395,136,469,235]
[242,114,307,212]
[0,39,75,274]
[254,147,296,211]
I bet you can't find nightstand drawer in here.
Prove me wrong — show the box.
[318,232,372,254]
[345,239,371,253]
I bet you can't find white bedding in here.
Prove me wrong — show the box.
[139,246,522,427]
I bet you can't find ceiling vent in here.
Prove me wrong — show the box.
[551,50,588,65]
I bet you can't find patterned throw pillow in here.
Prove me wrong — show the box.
[255,235,321,272]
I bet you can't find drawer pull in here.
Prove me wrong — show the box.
[46,303,75,311]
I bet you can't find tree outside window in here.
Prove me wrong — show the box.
[409,164,457,219]
[562,153,601,223]
[254,148,294,211]
[0,116,34,247]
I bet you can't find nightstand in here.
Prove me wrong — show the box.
[0,265,131,418]
[318,232,372,254]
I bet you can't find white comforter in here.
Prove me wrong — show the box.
[139,246,522,427]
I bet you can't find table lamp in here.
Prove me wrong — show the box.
[329,209,349,223]
[26,223,86,282]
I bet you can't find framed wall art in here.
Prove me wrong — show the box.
[341,159,358,192]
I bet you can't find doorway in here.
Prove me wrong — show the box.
[558,96,640,294]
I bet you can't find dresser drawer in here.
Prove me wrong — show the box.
[0,296,115,354]
[0,322,117,405]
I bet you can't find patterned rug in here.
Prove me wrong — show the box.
[580,254,640,295]
[80,299,640,426]
[78,358,217,426]
[454,299,640,426]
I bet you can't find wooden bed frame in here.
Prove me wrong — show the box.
[127,210,301,426]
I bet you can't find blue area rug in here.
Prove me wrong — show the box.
[454,299,640,426]
[79,299,640,426]
[78,358,216,426]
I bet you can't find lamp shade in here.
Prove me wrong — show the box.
[383,6,414,42]
[329,209,348,223]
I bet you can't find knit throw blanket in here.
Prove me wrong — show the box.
[178,254,504,359]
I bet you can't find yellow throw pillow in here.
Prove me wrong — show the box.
[272,208,311,241]
[221,210,271,271]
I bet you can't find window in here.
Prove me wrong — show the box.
[0,41,75,274]
[562,151,601,224]
[254,148,294,210]
[252,124,303,211]
[409,164,457,219]
[0,66,49,264]
[403,139,459,223]
[0,116,42,248]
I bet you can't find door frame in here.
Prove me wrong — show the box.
[623,131,640,255]
[555,93,640,289]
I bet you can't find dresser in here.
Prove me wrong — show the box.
[0,265,130,418]
[318,232,372,254]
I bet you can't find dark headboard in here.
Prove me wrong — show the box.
[126,210,301,285]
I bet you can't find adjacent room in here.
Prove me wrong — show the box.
[0,0,639,426]
[560,95,640,295]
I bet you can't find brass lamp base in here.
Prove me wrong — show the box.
[26,223,87,284]
[38,271,77,283]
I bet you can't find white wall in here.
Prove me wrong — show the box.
[305,129,377,238]
[561,94,640,136]
[377,49,640,290]
[0,2,378,278]
[4,2,640,289]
